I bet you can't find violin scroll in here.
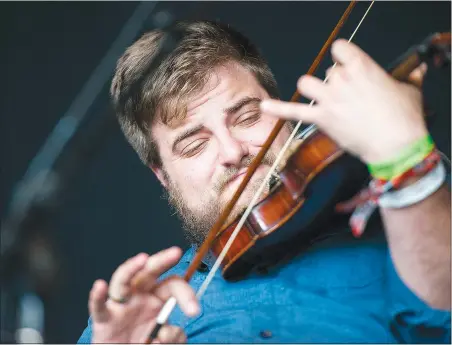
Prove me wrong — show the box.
[389,32,451,82]
[426,32,451,67]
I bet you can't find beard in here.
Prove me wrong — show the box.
[161,151,278,248]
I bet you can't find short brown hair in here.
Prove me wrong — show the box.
[110,19,280,167]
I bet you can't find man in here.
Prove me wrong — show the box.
[78,20,451,343]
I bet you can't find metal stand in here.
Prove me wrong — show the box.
[0,2,161,342]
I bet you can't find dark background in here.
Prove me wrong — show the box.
[1,1,450,343]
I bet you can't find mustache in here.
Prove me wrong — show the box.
[213,152,276,193]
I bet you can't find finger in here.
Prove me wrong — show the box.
[153,276,200,317]
[89,279,110,323]
[132,246,183,291]
[297,75,329,102]
[331,39,373,73]
[325,64,339,78]
[109,252,148,301]
[406,62,428,88]
[156,325,187,344]
[325,65,334,79]
[260,99,323,124]
[325,64,349,84]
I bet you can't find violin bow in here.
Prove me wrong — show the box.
[144,1,378,342]
[187,0,358,290]
[193,0,375,299]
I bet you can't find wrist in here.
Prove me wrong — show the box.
[361,128,429,165]
[365,131,432,180]
[378,160,446,209]
[336,149,443,237]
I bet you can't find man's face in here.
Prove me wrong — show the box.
[151,62,292,245]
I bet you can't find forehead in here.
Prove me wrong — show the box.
[184,63,264,119]
[152,62,267,136]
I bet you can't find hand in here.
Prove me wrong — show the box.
[260,39,429,164]
[88,247,199,343]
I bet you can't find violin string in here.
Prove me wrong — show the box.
[194,0,375,301]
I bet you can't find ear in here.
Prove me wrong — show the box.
[150,164,168,188]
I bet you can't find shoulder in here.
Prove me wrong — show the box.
[77,317,93,344]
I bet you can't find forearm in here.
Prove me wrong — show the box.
[381,183,451,310]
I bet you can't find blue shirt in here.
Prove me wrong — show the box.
[78,223,451,343]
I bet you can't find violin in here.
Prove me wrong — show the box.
[210,30,451,281]
[186,7,451,283]
[143,1,451,341]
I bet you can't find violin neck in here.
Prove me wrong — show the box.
[387,32,451,82]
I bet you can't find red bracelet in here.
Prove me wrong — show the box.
[335,149,442,237]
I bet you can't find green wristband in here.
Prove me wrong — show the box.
[367,134,435,180]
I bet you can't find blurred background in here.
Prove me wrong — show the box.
[1,1,450,343]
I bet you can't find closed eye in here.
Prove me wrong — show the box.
[181,139,208,158]
[235,112,261,126]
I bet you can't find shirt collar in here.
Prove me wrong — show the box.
[185,244,216,270]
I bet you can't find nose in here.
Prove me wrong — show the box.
[217,131,248,167]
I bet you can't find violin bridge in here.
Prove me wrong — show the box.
[269,171,281,190]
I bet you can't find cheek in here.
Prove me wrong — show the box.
[169,154,217,194]
[245,116,280,147]
[244,119,293,158]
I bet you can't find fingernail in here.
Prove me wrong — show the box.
[137,253,149,263]
[188,301,200,316]
[260,100,271,111]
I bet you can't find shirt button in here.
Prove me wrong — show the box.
[197,262,208,273]
[259,330,272,339]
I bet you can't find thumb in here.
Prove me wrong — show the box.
[89,279,110,323]
[155,325,187,343]
[260,99,321,124]
[406,62,428,89]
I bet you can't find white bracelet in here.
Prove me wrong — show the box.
[378,161,446,209]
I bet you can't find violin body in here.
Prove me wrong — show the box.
[211,128,369,281]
